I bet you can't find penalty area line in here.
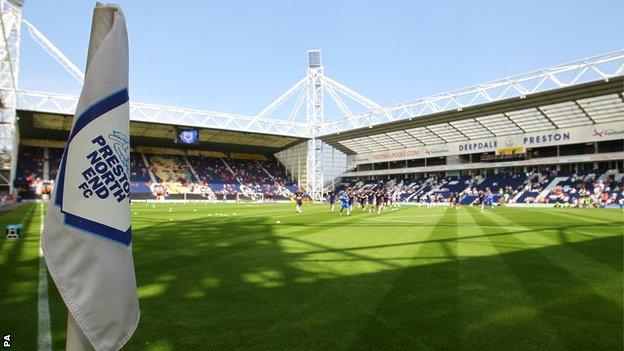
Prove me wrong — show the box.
[38,202,52,351]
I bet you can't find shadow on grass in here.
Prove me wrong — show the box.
[59,209,621,351]
[491,207,623,272]
[275,222,621,259]
[465,208,622,350]
[0,204,40,351]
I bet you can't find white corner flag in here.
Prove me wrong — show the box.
[42,3,139,351]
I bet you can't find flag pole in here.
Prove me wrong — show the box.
[66,313,92,351]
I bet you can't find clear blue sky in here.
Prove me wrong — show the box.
[20,0,623,119]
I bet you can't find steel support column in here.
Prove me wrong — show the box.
[0,0,22,191]
[306,50,324,201]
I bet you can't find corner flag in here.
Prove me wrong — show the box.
[42,3,139,351]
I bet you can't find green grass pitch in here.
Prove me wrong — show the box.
[1,202,622,350]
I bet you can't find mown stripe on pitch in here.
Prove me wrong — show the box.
[459,208,563,349]
[480,207,623,271]
[486,209,623,306]
[488,207,622,241]
[513,206,620,224]
[133,205,449,350]
[266,206,449,282]
[351,207,461,350]
[277,208,448,260]
[467,207,623,350]
[132,205,360,276]
[303,208,451,349]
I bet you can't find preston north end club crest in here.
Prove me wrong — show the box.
[109,130,131,177]
[55,88,132,246]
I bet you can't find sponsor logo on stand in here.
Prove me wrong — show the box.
[372,149,420,161]
[425,147,449,155]
[593,128,624,138]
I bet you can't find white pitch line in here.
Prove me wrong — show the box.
[37,202,52,351]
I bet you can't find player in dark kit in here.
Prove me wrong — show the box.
[376,190,385,214]
[360,192,368,211]
[368,190,376,213]
[347,189,355,212]
[453,192,461,209]
[328,191,336,212]
[478,190,485,210]
[449,193,455,208]
[294,192,304,213]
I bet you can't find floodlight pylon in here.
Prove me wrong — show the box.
[0,0,22,191]
[259,50,383,199]
[306,49,325,201]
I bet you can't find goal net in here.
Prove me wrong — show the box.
[236,192,265,204]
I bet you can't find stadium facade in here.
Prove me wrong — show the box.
[324,77,623,176]
[0,1,622,205]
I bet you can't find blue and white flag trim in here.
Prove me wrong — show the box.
[54,88,132,246]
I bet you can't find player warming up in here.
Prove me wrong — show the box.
[339,191,351,216]
[485,188,494,209]
[479,190,485,210]
[376,189,386,214]
[450,192,461,209]
[328,191,336,212]
[294,191,304,213]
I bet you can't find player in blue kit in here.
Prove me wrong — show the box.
[339,191,351,216]
[485,188,494,208]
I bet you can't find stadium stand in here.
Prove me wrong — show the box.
[13,141,623,208]
[335,167,624,208]
[225,158,298,200]
[538,169,624,206]
[14,145,44,187]
[186,155,238,199]
[48,147,63,182]
[129,152,153,198]
[130,152,151,182]
[16,141,309,202]
[149,154,194,184]
[14,145,44,200]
